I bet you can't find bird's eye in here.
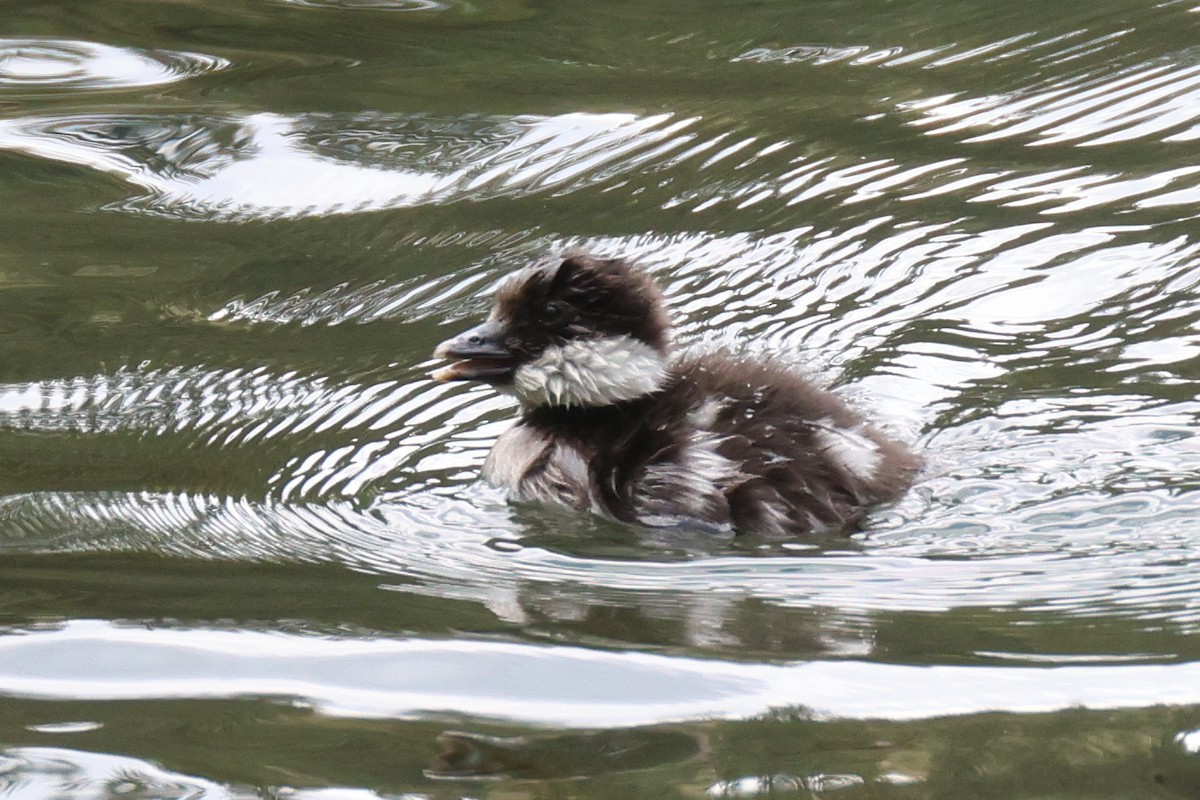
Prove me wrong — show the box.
[539,301,571,327]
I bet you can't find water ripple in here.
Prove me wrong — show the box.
[0,112,695,220]
[908,55,1200,146]
[3,474,1200,629]
[644,127,1200,221]
[0,38,228,91]
[732,28,1128,73]
[3,100,1188,232]
[0,355,508,505]
[3,204,1198,629]
[210,267,498,326]
[0,0,1198,659]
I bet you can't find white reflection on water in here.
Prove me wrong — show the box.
[907,54,1200,146]
[0,112,694,220]
[0,747,406,800]
[0,746,248,800]
[3,621,1200,726]
[0,38,227,90]
[1,98,1195,230]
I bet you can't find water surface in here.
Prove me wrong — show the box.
[2,0,1200,797]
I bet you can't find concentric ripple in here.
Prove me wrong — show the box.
[0,38,227,90]
[2,201,1199,629]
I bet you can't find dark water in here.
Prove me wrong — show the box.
[2,0,1200,796]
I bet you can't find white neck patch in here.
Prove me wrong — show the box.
[512,335,668,408]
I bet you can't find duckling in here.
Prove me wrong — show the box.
[432,255,918,536]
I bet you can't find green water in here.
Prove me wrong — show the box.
[2,0,1200,796]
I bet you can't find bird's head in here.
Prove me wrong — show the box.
[432,255,671,408]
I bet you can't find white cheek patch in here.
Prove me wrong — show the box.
[512,335,668,408]
[814,420,882,483]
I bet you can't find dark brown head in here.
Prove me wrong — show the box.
[433,255,671,407]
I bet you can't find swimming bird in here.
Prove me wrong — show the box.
[432,255,919,536]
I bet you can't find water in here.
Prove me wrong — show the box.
[1,0,1199,796]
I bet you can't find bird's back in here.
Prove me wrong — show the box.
[658,353,920,535]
